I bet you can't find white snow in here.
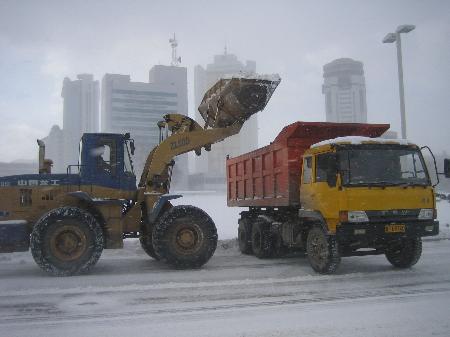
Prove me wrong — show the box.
[310,136,411,148]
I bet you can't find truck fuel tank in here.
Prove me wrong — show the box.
[198,75,281,129]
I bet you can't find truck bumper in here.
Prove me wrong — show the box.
[336,220,439,242]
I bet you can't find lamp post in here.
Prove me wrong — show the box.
[383,24,415,139]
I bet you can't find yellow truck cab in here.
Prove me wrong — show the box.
[300,136,438,270]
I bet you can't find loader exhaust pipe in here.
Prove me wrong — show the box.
[37,139,53,174]
[198,75,281,129]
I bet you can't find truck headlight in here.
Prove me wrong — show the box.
[418,208,434,220]
[340,211,369,223]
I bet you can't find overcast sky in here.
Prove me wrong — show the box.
[0,0,449,163]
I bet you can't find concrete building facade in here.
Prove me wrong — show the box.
[322,58,367,123]
[41,125,64,173]
[101,66,188,184]
[62,74,99,169]
[194,50,258,187]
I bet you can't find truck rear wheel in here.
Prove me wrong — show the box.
[30,207,104,276]
[152,205,217,269]
[385,237,422,268]
[251,219,273,258]
[306,226,340,274]
[238,218,253,254]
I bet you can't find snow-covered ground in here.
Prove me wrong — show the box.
[1,193,450,337]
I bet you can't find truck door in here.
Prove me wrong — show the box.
[300,156,314,209]
[314,152,340,233]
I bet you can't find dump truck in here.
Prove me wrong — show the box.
[227,121,450,274]
[0,76,280,276]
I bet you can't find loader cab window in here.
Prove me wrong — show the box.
[302,157,312,184]
[91,139,117,176]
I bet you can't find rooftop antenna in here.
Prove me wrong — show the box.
[169,33,181,66]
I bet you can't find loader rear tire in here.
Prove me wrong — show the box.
[30,207,104,276]
[251,219,273,259]
[306,226,340,274]
[385,237,422,268]
[152,205,217,269]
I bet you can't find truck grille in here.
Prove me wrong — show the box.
[365,209,420,222]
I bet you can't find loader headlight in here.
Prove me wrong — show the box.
[340,211,369,223]
[418,208,434,220]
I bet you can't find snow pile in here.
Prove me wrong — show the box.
[311,136,411,148]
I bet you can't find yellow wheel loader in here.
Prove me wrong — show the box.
[0,76,280,276]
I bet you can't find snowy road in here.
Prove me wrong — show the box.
[1,198,450,337]
[1,239,450,337]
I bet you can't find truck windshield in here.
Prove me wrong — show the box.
[338,146,430,186]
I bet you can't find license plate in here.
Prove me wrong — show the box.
[385,224,406,233]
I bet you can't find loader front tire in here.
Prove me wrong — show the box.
[30,207,104,276]
[152,205,217,269]
[139,226,159,260]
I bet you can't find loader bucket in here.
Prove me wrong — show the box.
[198,76,281,129]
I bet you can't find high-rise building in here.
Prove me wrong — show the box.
[41,125,64,173]
[322,58,367,123]
[62,74,99,168]
[101,65,188,183]
[194,49,258,185]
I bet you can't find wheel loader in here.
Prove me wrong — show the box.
[0,76,280,276]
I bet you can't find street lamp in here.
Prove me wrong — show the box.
[383,24,415,139]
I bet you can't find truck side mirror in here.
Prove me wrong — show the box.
[445,159,450,178]
[326,156,337,187]
[327,173,337,187]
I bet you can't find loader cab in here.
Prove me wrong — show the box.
[78,133,136,191]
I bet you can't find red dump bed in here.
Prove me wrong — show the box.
[226,121,389,207]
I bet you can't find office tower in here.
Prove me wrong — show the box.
[41,125,64,173]
[101,66,188,182]
[62,74,99,168]
[322,58,367,123]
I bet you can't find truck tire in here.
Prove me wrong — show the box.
[152,205,217,269]
[306,226,340,274]
[251,219,273,258]
[30,207,104,276]
[238,218,253,254]
[385,237,422,268]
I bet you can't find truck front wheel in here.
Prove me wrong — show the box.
[385,237,422,268]
[152,205,217,269]
[306,226,340,274]
[30,207,104,276]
